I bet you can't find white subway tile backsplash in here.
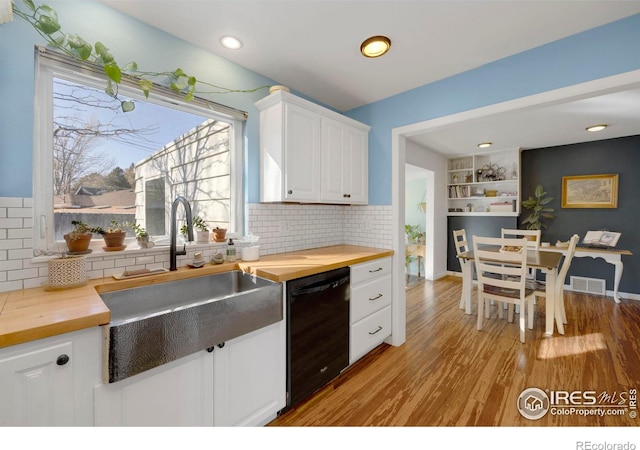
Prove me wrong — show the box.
[0,197,393,293]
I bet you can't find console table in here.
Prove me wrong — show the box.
[544,245,632,303]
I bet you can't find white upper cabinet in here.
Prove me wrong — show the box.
[256,90,370,204]
[320,117,368,204]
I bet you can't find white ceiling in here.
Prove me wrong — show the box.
[102,1,640,156]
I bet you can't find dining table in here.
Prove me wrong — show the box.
[457,245,564,336]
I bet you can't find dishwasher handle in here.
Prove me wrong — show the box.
[290,274,349,296]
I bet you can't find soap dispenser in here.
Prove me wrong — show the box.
[226,238,236,262]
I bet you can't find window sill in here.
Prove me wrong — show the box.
[32,240,230,263]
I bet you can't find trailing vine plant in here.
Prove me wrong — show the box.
[11,0,270,111]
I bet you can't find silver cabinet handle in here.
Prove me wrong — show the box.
[369,267,383,273]
[368,326,383,335]
[369,294,382,301]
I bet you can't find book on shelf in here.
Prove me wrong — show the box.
[448,185,471,198]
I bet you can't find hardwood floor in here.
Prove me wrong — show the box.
[269,276,640,426]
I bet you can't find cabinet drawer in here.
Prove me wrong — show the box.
[350,276,392,324]
[350,305,391,364]
[350,257,392,285]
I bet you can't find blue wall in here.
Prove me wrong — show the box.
[2,2,640,208]
[346,13,640,205]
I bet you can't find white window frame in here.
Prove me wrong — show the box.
[32,46,245,254]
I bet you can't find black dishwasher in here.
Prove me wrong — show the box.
[285,267,350,410]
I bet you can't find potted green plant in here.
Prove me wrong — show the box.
[192,216,210,243]
[126,221,153,249]
[96,220,127,250]
[64,220,100,253]
[522,184,555,231]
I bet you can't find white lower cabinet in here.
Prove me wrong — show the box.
[94,350,215,426]
[350,257,393,364]
[93,320,285,427]
[213,320,286,426]
[0,327,102,426]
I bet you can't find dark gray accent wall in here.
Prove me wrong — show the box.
[447,216,517,272]
[519,134,639,295]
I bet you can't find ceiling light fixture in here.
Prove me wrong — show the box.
[360,35,391,58]
[477,142,492,148]
[220,36,242,50]
[586,124,607,132]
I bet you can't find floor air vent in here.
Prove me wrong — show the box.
[570,276,606,296]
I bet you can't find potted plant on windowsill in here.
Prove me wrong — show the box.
[192,216,210,243]
[96,220,127,251]
[64,220,100,254]
[212,226,227,243]
[126,221,154,249]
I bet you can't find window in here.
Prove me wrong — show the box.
[33,47,245,253]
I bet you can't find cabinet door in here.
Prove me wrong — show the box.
[343,126,368,204]
[0,327,100,426]
[320,118,368,204]
[321,117,347,202]
[213,321,286,426]
[94,350,214,426]
[0,341,75,426]
[284,103,321,201]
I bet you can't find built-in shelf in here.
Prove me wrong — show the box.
[446,149,521,216]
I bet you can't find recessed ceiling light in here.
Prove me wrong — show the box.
[360,35,391,58]
[477,142,492,148]
[220,36,242,50]
[586,124,607,132]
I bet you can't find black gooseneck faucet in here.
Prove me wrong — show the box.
[170,196,194,271]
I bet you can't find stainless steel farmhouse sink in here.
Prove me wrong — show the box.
[99,271,283,383]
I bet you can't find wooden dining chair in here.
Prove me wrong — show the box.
[473,236,535,343]
[531,234,580,332]
[453,229,469,309]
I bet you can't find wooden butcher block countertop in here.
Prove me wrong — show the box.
[0,245,392,349]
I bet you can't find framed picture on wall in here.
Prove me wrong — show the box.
[561,173,619,208]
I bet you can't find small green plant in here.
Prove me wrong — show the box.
[125,221,148,239]
[405,224,425,244]
[68,220,101,239]
[522,184,555,230]
[12,0,269,111]
[102,220,125,233]
[192,216,209,232]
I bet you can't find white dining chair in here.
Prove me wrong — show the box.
[500,228,541,250]
[531,234,580,333]
[501,228,542,286]
[453,229,469,309]
[473,236,535,343]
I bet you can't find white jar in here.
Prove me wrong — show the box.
[242,245,260,261]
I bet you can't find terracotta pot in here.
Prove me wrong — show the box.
[212,228,227,242]
[64,233,93,253]
[102,231,126,248]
